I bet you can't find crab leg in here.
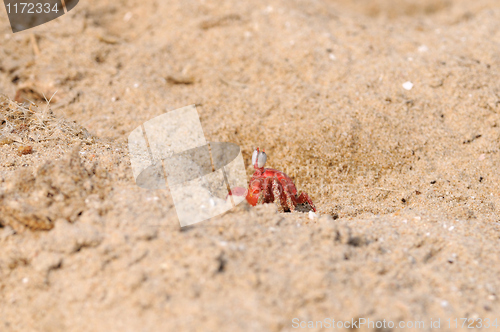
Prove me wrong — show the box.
[282,185,296,212]
[253,177,269,206]
[272,178,284,213]
[256,185,266,205]
[295,192,317,212]
[256,177,270,203]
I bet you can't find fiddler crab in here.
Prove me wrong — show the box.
[229,147,316,212]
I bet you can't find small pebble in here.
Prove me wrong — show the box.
[309,211,317,220]
[403,81,414,90]
[18,145,33,156]
[418,45,429,53]
[123,12,133,21]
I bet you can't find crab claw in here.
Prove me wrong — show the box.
[227,186,248,198]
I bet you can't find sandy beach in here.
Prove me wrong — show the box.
[1,0,500,330]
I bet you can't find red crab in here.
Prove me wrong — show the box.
[230,148,316,212]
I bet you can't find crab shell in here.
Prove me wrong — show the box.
[246,168,297,207]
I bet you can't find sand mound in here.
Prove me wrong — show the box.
[0,95,107,232]
[0,146,110,232]
[0,94,92,145]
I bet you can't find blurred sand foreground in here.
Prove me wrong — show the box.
[1,0,500,331]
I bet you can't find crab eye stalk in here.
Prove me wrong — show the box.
[257,151,267,168]
[252,148,259,166]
